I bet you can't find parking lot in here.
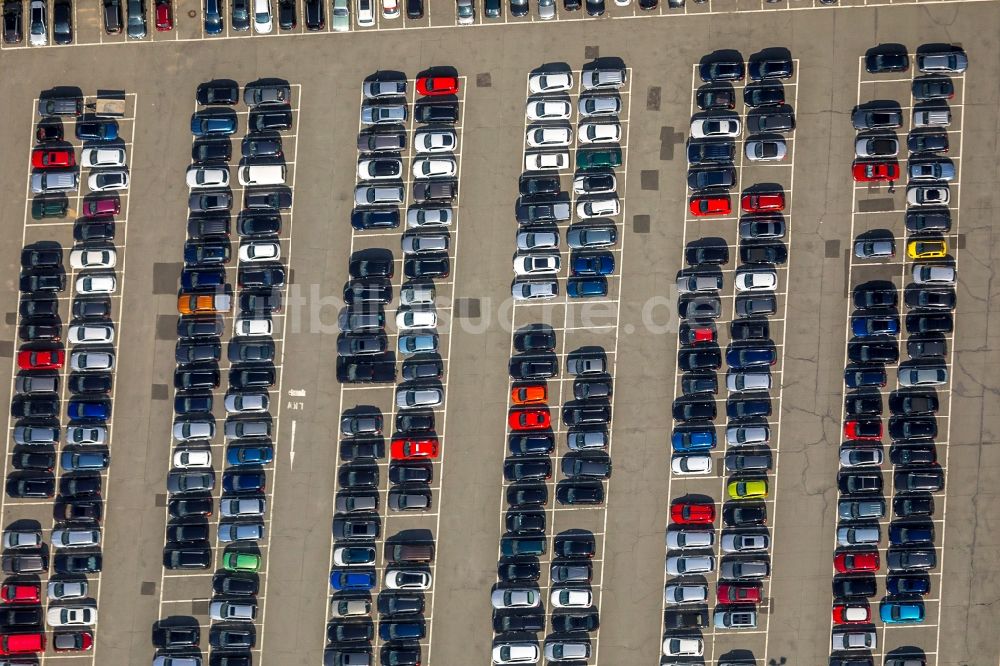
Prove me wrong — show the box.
[1,2,1000,666]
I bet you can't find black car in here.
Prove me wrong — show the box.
[382,647,420,666]
[0,607,42,627]
[72,297,111,320]
[19,320,60,342]
[555,482,604,505]
[832,575,877,598]
[664,608,710,629]
[178,316,225,339]
[349,255,393,280]
[889,392,939,415]
[249,107,293,132]
[210,626,255,649]
[175,341,222,366]
[727,399,771,419]
[21,297,59,318]
[685,245,728,266]
[174,365,221,391]
[338,466,378,489]
[906,313,953,335]
[52,0,72,43]
[584,0,604,14]
[696,86,736,111]
[493,613,545,633]
[54,553,102,574]
[838,472,883,495]
[519,176,560,197]
[192,140,232,163]
[11,397,59,419]
[19,270,66,293]
[239,290,282,315]
[21,247,62,269]
[681,374,717,396]
[197,81,240,105]
[908,132,949,155]
[504,459,551,482]
[245,189,292,210]
[498,558,541,581]
[277,0,295,27]
[731,319,769,341]
[888,417,937,441]
[337,358,396,384]
[907,336,947,359]
[238,214,281,237]
[389,464,432,485]
[743,84,784,108]
[748,106,796,133]
[865,50,909,73]
[340,439,383,462]
[239,266,286,289]
[845,393,882,416]
[507,484,546,507]
[358,131,406,153]
[183,240,230,265]
[848,342,899,364]
[351,208,399,230]
[562,403,611,426]
[551,612,599,633]
[229,365,276,390]
[214,573,259,597]
[166,523,210,543]
[905,209,950,234]
[893,494,934,518]
[242,135,282,158]
[12,450,55,472]
[723,502,766,527]
[69,373,113,394]
[3,0,23,43]
[699,59,745,82]
[740,242,787,265]
[853,282,898,309]
[553,535,595,558]
[678,349,722,371]
[514,329,556,352]
[304,0,323,28]
[379,594,424,616]
[404,256,449,279]
[687,167,736,191]
[402,359,443,381]
[396,412,434,433]
[904,288,955,310]
[414,103,459,124]
[153,624,200,649]
[748,57,793,81]
[507,434,553,457]
[505,511,545,535]
[60,474,102,497]
[509,355,557,380]
[672,399,716,421]
[168,496,213,518]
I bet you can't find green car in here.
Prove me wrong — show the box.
[576,148,622,171]
[224,551,261,572]
[31,197,69,220]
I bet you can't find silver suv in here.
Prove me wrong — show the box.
[582,68,627,90]
[361,103,407,125]
[355,185,404,207]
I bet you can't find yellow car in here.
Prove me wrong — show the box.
[727,479,768,500]
[907,240,947,260]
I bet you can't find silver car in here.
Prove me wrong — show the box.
[898,364,948,387]
[567,430,608,451]
[360,103,407,125]
[400,284,435,306]
[831,630,877,651]
[51,528,101,549]
[512,280,558,301]
[224,391,269,413]
[48,580,88,601]
[567,225,616,249]
[718,558,769,579]
[3,529,42,549]
[406,208,452,228]
[578,95,621,118]
[663,583,708,605]
[66,426,107,445]
[912,265,955,285]
[224,419,271,439]
[14,425,59,446]
[726,371,771,392]
[70,351,115,372]
[210,600,257,622]
[854,238,895,259]
[666,530,714,550]
[395,387,443,409]
[220,497,266,517]
[401,233,449,255]
[218,522,265,542]
[745,139,787,161]
[837,525,880,546]
[720,533,769,553]
[666,555,715,575]
[363,80,406,99]
[516,230,559,251]
[173,420,215,442]
[354,184,404,207]
[166,471,215,494]
[726,425,769,446]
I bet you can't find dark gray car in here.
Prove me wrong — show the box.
[126,0,145,37]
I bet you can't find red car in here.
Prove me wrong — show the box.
[843,419,882,441]
[689,326,715,344]
[832,602,871,625]
[834,550,879,573]
[17,349,64,371]
[717,583,761,604]
[155,0,173,30]
[53,631,93,652]
[670,503,715,525]
[511,384,547,406]
[853,161,899,182]
[416,76,459,96]
[741,192,785,213]
[689,196,731,217]
[390,438,439,460]
[0,583,40,605]
[31,148,75,169]
[508,409,551,431]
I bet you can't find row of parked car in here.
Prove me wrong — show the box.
[2,0,174,45]
[829,46,966,665]
[153,81,294,666]
[324,74,461,666]
[512,65,628,303]
[0,95,130,660]
[661,51,797,660]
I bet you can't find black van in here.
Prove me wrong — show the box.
[103,0,122,33]
[406,0,423,18]
[484,0,501,17]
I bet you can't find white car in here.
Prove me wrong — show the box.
[209,601,257,622]
[735,269,778,292]
[28,0,46,45]
[47,606,96,627]
[525,152,569,171]
[412,158,457,179]
[526,100,572,121]
[662,637,703,657]
[186,166,230,189]
[578,95,621,117]
[528,72,573,93]
[912,265,955,285]
[579,123,621,144]
[396,309,437,330]
[172,449,212,469]
[224,392,269,413]
[239,241,280,262]
[492,643,539,665]
[70,351,114,372]
[512,280,558,301]
[69,248,116,269]
[235,318,273,336]
[415,130,457,154]
[576,197,619,219]
[573,173,616,194]
[664,584,708,605]
[671,454,712,475]
[48,580,88,601]
[906,185,950,206]
[550,588,592,608]
[76,274,117,294]
[357,158,402,180]
[384,569,432,590]
[666,555,715,575]
[68,324,114,345]
[81,148,127,168]
[253,0,273,31]
[333,546,374,567]
[407,208,452,228]
[88,170,129,191]
[491,588,541,610]
[513,253,560,276]
[382,0,399,17]
[690,117,741,139]
[526,126,572,148]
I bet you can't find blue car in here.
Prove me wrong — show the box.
[379,621,425,642]
[67,400,111,422]
[183,240,230,265]
[181,268,227,291]
[329,569,376,592]
[889,523,934,546]
[567,277,608,298]
[76,120,118,141]
[571,253,615,276]
[60,450,110,472]
[726,347,776,369]
[222,470,266,494]
[190,111,238,137]
[887,575,930,596]
[851,315,900,338]
[880,600,925,624]
[204,0,223,34]
[671,428,716,453]
[226,444,274,466]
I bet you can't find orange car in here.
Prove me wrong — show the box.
[177,292,231,315]
[511,383,547,406]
